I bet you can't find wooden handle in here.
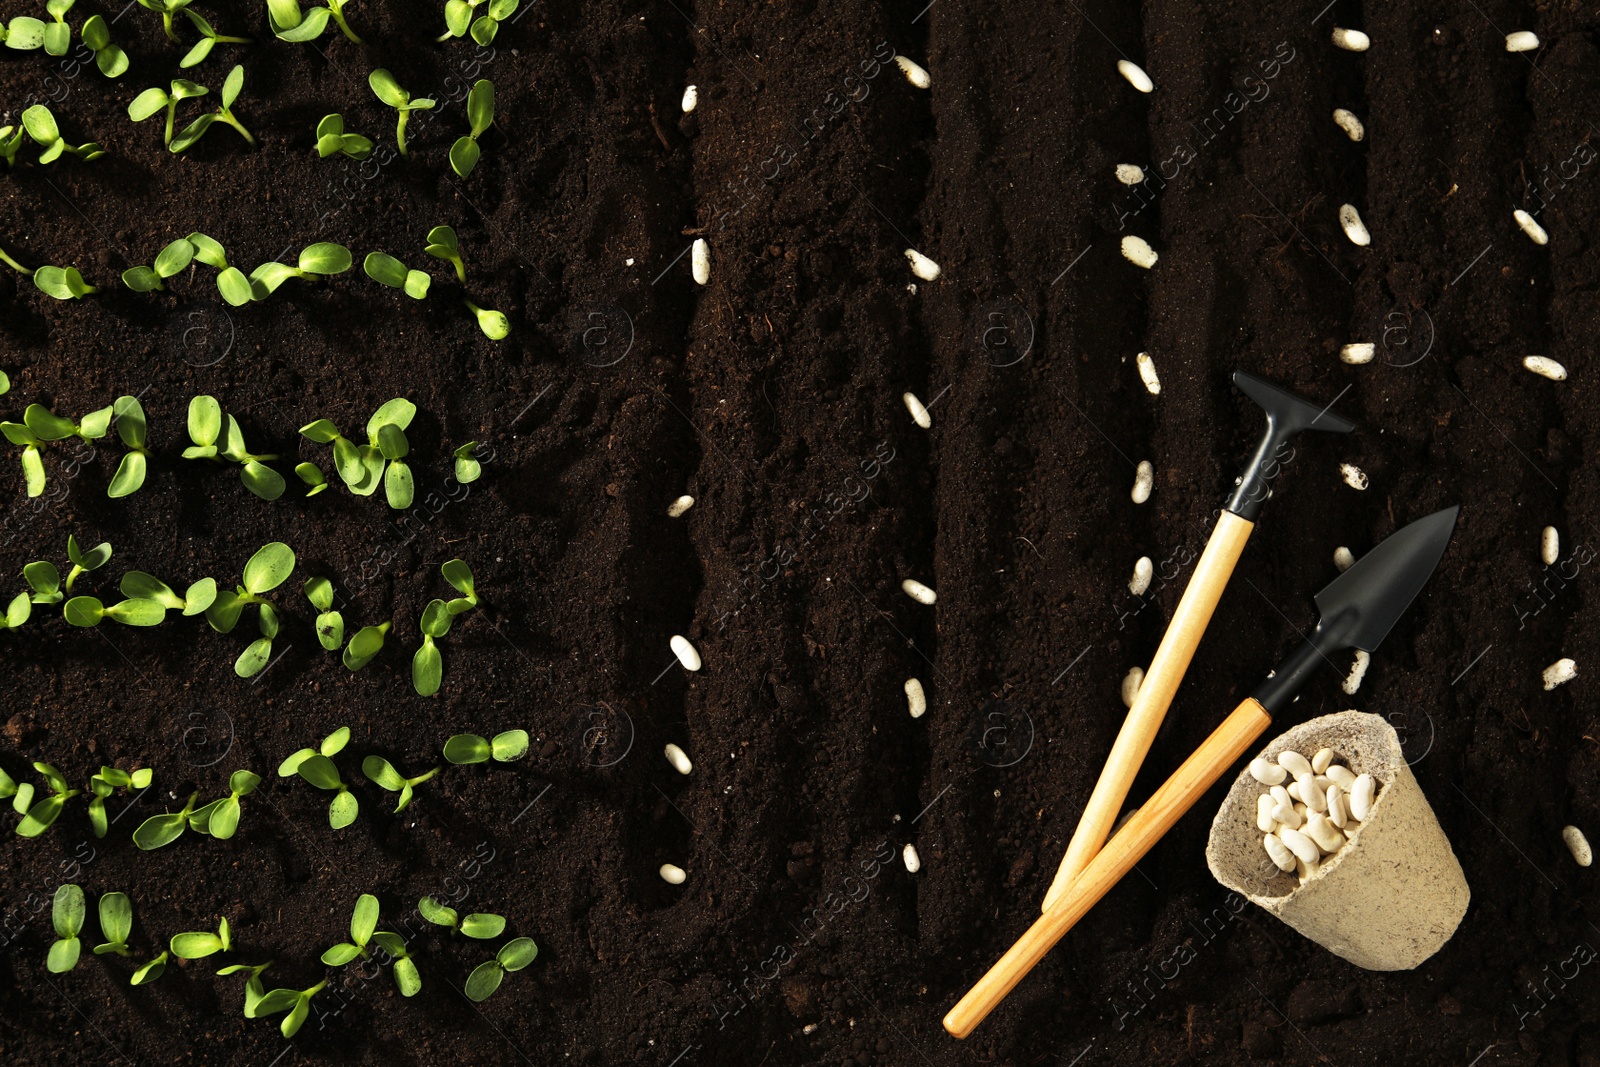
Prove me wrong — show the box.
[944,696,1272,1039]
[1041,509,1254,912]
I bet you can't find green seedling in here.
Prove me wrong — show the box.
[377,421,414,508]
[464,937,537,1001]
[449,79,494,178]
[122,239,195,292]
[2,404,112,496]
[299,397,415,502]
[361,755,439,811]
[170,915,230,959]
[136,0,195,42]
[424,225,466,283]
[0,590,31,631]
[369,931,421,995]
[132,791,199,849]
[17,762,81,836]
[315,113,372,159]
[439,0,519,45]
[0,125,27,169]
[129,78,209,145]
[267,0,360,42]
[184,397,285,499]
[303,577,344,650]
[80,14,129,76]
[442,729,527,765]
[234,596,280,677]
[0,371,7,393]
[87,765,153,838]
[33,264,96,300]
[63,534,111,591]
[120,572,217,616]
[464,299,509,339]
[25,561,63,605]
[187,231,229,269]
[47,884,85,973]
[93,892,134,956]
[178,8,249,67]
[363,251,430,299]
[442,558,478,613]
[2,15,47,50]
[295,461,329,497]
[453,442,482,483]
[295,753,359,828]
[343,621,389,670]
[131,951,168,984]
[43,0,73,55]
[418,896,504,939]
[253,979,327,1038]
[171,65,255,151]
[188,769,260,839]
[63,595,166,627]
[223,960,274,1014]
[0,765,15,802]
[246,241,352,301]
[108,396,151,497]
[412,599,451,696]
[321,893,378,964]
[207,542,295,676]
[368,68,434,157]
[278,726,349,776]
[22,104,104,162]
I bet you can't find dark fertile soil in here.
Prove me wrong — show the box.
[2,0,1599,1063]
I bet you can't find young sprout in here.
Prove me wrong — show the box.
[378,419,414,509]
[295,461,329,497]
[65,534,111,592]
[131,951,168,984]
[2,405,108,496]
[0,242,26,271]
[108,396,151,497]
[62,595,164,627]
[132,791,199,849]
[171,65,255,151]
[453,442,481,483]
[120,571,216,616]
[362,755,439,811]
[43,0,73,56]
[304,577,344,650]
[267,0,360,42]
[47,884,85,973]
[178,8,249,68]
[184,397,285,499]
[295,753,359,828]
[17,762,81,836]
[343,621,390,670]
[363,252,430,298]
[247,241,352,301]
[207,543,295,675]
[80,14,129,76]
[443,729,528,765]
[0,589,31,631]
[315,113,372,159]
[122,238,195,292]
[321,893,379,964]
[87,765,153,838]
[412,600,451,696]
[253,979,328,1038]
[135,0,196,42]
[424,225,466,283]
[188,769,260,839]
[464,937,537,1001]
[223,960,274,1014]
[418,896,505,939]
[0,126,26,170]
[440,0,519,46]
[170,915,231,959]
[449,79,494,178]
[464,299,509,340]
[2,15,47,50]
[25,561,63,605]
[442,558,478,613]
[33,264,97,299]
[368,68,435,157]
[299,397,414,500]
[93,891,134,956]
[369,931,421,995]
[22,105,104,162]
[129,78,208,145]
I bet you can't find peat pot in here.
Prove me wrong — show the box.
[1205,710,1469,970]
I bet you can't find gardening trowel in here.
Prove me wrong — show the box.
[1041,372,1355,912]
[946,505,1459,1038]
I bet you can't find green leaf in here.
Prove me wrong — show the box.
[104,598,167,626]
[95,43,129,76]
[442,733,490,765]
[296,462,328,495]
[34,265,94,299]
[129,87,170,122]
[497,936,538,970]
[89,795,108,836]
[454,442,482,483]
[75,405,114,440]
[265,0,303,30]
[3,590,31,628]
[363,251,408,288]
[24,560,61,599]
[403,269,431,299]
[17,793,66,836]
[241,461,286,500]
[4,16,46,49]
[321,726,351,756]
[130,951,167,985]
[303,575,333,611]
[63,596,105,627]
[98,892,132,947]
[487,0,519,18]
[171,79,210,102]
[299,419,340,444]
[296,754,343,791]
[206,589,244,633]
[120,572,182,608]
[283,995,312,1038]
[464,960,504,1001]
[183,577,218,616]
[449,136,480,178]
[277,747,315,777]
[394,956,421,996]
[491,730,530,762]
[321,942,361,966]
[221,65,244,109]
[384,460,414,509]
[217,267,253,305]
[179,35,213,68]
[187,797,223,834]
[459,913,505,939]
[82,13,109,49]
[316,610,344,650]
[467,80,494,138]
[53,883,85,938]
[361,756,405,791]
[412,640,442,696]
[230,769,261,795]
[469,303,510,339]
[417,896,457,927]
[316,113,342,138]
[328,789,358,829]
[170,931,223,958]
[131,767,153,789]
[122,266,163,292]
[12,782,36,814]
[208,795,241,838]
[170,112,218,153]
[187,233,228,269]
[242,542,296,595]
[68,535,110,570]
[337,133,373,159]
[22,105,60,144]
[368,68,408,107]
[351,894,379,943]
[298,242,351,275]
[367,397,417,436]
[47,937,81,973]
[155,239,196,278]
[21,446,42,498]
[470,13,498,45]
[342,623,388,669]
[275,5,328,41]
[252,986,299,1017]
[248,261,299,298]
[442,559,476,601]
[444,0,471,35]
[114,395,147,448]
[188,395,222,446]
[235,637,273,677]
[132,811,187,850]
[43,21,70,56]
[421,599,452,638]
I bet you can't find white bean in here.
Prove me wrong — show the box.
[904,248,941,281]
[1340,463,1369,490]
[1129,555,1153,596]
[902,391,932,429]
[1121,666,1145,709]
[1121,236,1159,270]
[1514,209,1549,246]
[1270,802,1302,830]
[1117,59,1153,93]
[1340,342,1375,365]
[667,494,695,518]
[1286,781,1303,803]
[1327,765,1357,791]
[901,578,937,605]
[1563,825,1593,867]
[1305,812,1345,853]
[1331,27,1370,51]
[1543,657,1577,690]
[1326,784,1348,828]
[1311,748,1336,774]
[1333,546,1355,572]
[1523,355,1566,381]
[1277,750,1313,777]
[1339,203,1371,246]
[670,635,702,671]
[905,678,927,719]
[1136,352,1162,395]
[663,743,693,775]
[1270,785,1292,809]
[1264,833,1296,872]
[1257,793,1278,832]
[659,863,687,884]
[1541,526,1560,566]
[1349,773,1376,821]
[902,843,922,872]
[691,238,710,285]
[1341,649,1370,694]
[1298,772,1327,813]
[895,55,931,89]
[1279,827,1321,864]
[681,84,698,113]
[1505,31,1541,52]
[1116,164,1146,186]
[1332,108,1364,141]
[1132,460,1153,504]
[1249,758,1287,786]
[1295,855,1317,881]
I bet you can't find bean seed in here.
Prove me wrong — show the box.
[1257,793,1278,832]
[903,843,922,872]
[659,864,687,884]
[1122,236,1159,270]
[1349,773,1376,821]
[903,391,932,429]
[1287,781,1303,803]
[1340,463,1368,490]
[901,578,937,605]
[1543,657,1577,690]
[1562,825,1593,867]
[1333,546,1355,572]
[1331,27,1370,51]
[1129,556,1153,596]
[681,84,698,113]
[1116,164,1146,185]
[1136,352,1161,394]
[1264,833,1296,872]
[691,239,710,285]
[1340,342,1375,364]
[1542,526,1559,566]
[1132,460,1153,504]
[1332,108,1364,141]
[895,55,931,89]
[1311,748,1336,774]
[1326,784,1348,828]
[1249,758,1287,786]
[1279,827,1321,864]
[1505,30,1540,52]
[1298,772,1327,813]
[1117,59,1153,93]
[664,743,693,775]
[1523,355,1566,381]
[1327,765,1357,790]
[1305,812,1345,853]
[1295,855,1317,881]
[1341,649,1370,695]
[1277,750,1313,777]
[1271,802,1302,830]
[1270,785,1292,809]
[904,248,941,280]
[1514,209,1549,246]
[1121,665,1145,709]
[1339,203,1371,246]
[905,677,927,718]
[670,635,702,671]
[667,494,694,518]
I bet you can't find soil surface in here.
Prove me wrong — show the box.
[2,0,1599,1065]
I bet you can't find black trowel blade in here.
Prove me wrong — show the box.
[1313,506,1460,652]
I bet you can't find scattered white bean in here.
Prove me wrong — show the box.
[1349,773,1376,821]
[1136,352,1161,395]
[1129,556,1154,596]
[905,677,927,719]
[1543,657,1577,690]
[670,635,702,671]
[1269,786,1292,810]
[1121,236,1159,269]
[1332,108,1364,141]
[901,578,937,605]
[664,743,693,775]
[1327,765,1357,791]
[1117,59,1153,93]
[1331,27,1370,51]
[895,55,931,89]
[1326,784,1348,828]
[1121,666,1145,709]
[1279,827,1321,865]
[1132,460,1154,504]
[1563,825,1593,867]
[1523,355,1566,381]
[1339,203,1371,246]
[667,494,695,518]
[681,84,698,113]
[1249,758,1287,786]
[902,843,922,872]
[1298,773,1327,813]
[1304,812,1345,853]
[1541,526,1560,566]
[1340,463,1369,490]
[1333,546,1355,572]
[1287,780,1304,803]
[1116,163,1146,185]
[1277,750,1313,777]
[1311,748,1336,775]
[1264,833,1296,872]
[1341,649,1370,695]
[904,248,940,281]
[659,863,687,884]
[1514,209,1549,246]
[691,238,710,285]
[1271,803,1302,831]
[1257,793,1278,832]
[1339,343,1375,365]
[902,391,932,429]
[1505,31,1541,52]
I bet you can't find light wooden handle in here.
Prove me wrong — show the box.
[945,696,1272,1039]
[1042,509,1254,912]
